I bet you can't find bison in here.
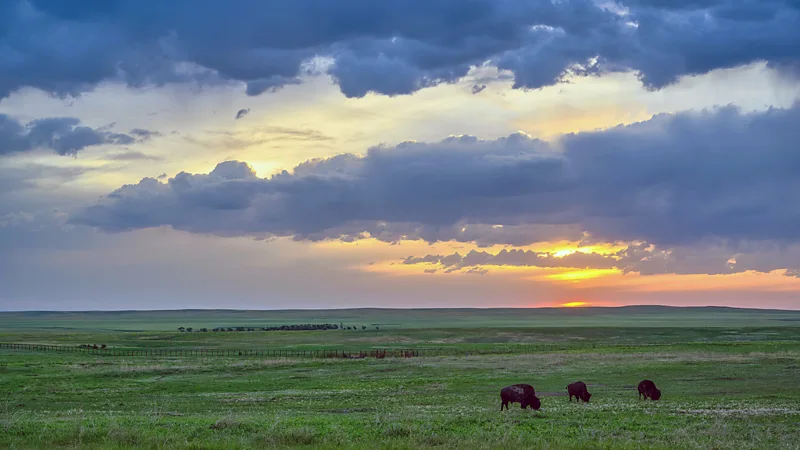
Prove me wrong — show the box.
[500,384,541,411]
[566,381,592,402]
[638,379,661,400]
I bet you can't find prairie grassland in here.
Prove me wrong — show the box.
[1,309,799,449]
[2,306,799,331]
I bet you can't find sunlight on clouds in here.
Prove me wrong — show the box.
[311,237,628,269]
[549,242,626,257]
[328,237,800,297]
[246,160,285,178]
[516,103,652,139]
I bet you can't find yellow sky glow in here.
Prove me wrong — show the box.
[544,268,622,282]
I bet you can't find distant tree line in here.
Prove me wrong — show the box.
[177,323,380,332]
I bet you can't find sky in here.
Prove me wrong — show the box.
[1,0,800,311]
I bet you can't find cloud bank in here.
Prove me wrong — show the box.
[0,115,154,156]
[1,0,798,99]
[75,102,800,257]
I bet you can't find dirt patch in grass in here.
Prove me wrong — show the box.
[151,411,183,417]
[540,392,567,397]
[676,408,800,416]
[219,396,269,404]
[210,418,240,430]
[322,408,375,414]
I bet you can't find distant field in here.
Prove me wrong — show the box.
[1,307,799,449]
[1,306,799,331]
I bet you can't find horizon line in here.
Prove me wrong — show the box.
[2,304,799,314]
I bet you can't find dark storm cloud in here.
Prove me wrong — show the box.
[1,0,797,99]
[75,102,800,252]
[0,114,157,157]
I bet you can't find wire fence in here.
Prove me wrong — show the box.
[1,341,753,359]
[0,342,420,359]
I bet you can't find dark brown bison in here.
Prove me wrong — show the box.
[500,384,541,411]
[566,381,592,402]
[638,380,661,400]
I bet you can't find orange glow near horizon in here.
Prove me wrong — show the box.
[570,269,800,292]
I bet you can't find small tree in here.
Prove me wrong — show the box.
[186,327,193,332]
[361,325,366,330]
[375,326,379,330]
[178,327,185,332]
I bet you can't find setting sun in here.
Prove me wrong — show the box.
[561,301,588,307]
[546,268,620,281]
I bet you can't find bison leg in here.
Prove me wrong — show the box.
[501,400,508,411]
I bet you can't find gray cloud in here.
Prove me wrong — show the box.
[106,150,163,161]
[404,248,621,271]
[0,163,101,194]
[471,84,487,95]
[129,128,162,139]
[74,103,800,254]
[235,108,250,120]
[183,127,334,151]
[0,114,157,157]
[245,76,303,96]
[0,0,797,99]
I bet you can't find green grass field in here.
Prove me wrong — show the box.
[1,307,799,449]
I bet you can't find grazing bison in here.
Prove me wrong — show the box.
[566,381,592,402]
[500,384,541,411]
[638,380,662,400]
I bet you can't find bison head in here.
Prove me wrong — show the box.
[651,389,661,400]
[581,392,592,402]
[522,395,541,410]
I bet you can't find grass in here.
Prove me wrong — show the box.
[1,307,799,449]
[2,306,799,331]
